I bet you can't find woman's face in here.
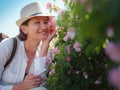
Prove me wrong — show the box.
[23,16,50,41]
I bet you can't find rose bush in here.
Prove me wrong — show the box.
[46,0,120,90]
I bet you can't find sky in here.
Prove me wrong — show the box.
[0,0,65,37]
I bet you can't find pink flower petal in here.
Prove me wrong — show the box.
[63,35,69,41]
[66,56,71,62]
[75,47,81,52]
[49,69,55,75]
[52,47,58,54]
[73,42,80,48]
[105,42,120,63]
[108,67,120,89]
[46,2,52,9]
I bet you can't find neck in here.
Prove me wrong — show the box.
[24,38,40,53]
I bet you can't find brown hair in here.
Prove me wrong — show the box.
[17,19,30,41]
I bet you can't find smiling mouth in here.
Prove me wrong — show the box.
[38,30,49,35]
[38,29,48,33]
[38,30,47,33]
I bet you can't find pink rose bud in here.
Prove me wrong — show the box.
[46,3,52,9]
[66,56,71,62]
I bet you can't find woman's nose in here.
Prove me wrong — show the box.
[40,22,48,29]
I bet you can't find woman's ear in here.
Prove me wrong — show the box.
[20,25,27,34]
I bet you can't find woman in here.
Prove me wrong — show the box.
[0,2,56,90]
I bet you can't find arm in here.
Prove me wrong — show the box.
[40,29,56,57]
[33,57,49,87]
[28,28,56,87]
[0,38,42,90]
[0,38,14,90]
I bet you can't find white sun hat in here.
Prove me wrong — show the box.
[16,2,54,26]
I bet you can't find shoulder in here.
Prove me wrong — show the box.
[0,38,13,48]
[1,37,21,45]
[0,37,22,50]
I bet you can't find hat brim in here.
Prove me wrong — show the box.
[16,14,54,27]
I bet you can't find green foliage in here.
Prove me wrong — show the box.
[46,0,120,90]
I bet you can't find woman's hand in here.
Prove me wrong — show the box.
[47,29,56,43]
[21,74,42,90]
[40,29,56,57]
[13,74,42,90]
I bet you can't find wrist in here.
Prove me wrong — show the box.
[12,83,24,90]
[41,41,49,50]
[42,40,50,45]
[40,41,50,57]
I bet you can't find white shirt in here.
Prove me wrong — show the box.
[0,37,49,90]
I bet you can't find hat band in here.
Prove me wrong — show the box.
[31,12,42,16]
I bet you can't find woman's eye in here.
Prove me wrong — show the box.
[44,21,49,24]
[35,22,40,24]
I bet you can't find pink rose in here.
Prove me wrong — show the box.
[75,47,81,52]
[66,56,71,62]
[52,47,58,54]
[73,42,80,48]
[66,45,71,54]
[67,30,76,40]
[63,35,69,41]
[49,69,55,75]
[105,42,120,63]
[46,3,52,9]
[67,27,76,40]
[73,42,81,52]
[108,67,120,89]
[46,57,52,65]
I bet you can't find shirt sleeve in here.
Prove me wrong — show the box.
[33,56,50,87]
[33,57,47,75]
[33,50,52,75]
[0,82,13,90]
[0,38,13,90]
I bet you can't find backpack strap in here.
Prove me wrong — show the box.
[4,37,17,68]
